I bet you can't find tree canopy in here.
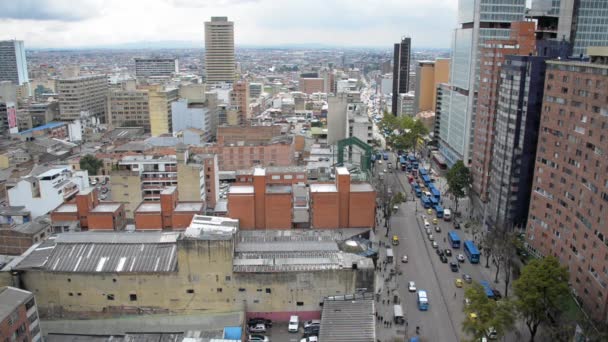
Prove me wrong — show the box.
[446,160,471,212]
[378,113,428,151]
[513,256,570,342]
[462,283,515,341]
[79,154,103,176]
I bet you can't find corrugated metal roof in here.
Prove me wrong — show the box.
[55,232,180,244]
[318,299,376,342]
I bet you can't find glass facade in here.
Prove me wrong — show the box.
[573,0,608,56]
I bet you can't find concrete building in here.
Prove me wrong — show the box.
[6,165,90,218]
[327,94,348,145]
[146,85,179,136]
[205,17,235,85]
[230,80,249,124]
[7,226,373,321]
[195,153,219,209]
[56,74,108,122]
[178,83,207,102]
[249,82,262,98]
[107,84,151,131]
[0,287,41,342]
[0,40,28,86]
[436,0,526,167]
[299,77,324,94]
[171,99,216,143]
[470,22,536,205]
[51,188,126,231]
[134,187,204,230]
[217,125,282,146]
[27,101,59,129]
[134,58,177,78]
[379,74,393,96]
[414,59,450,113]
[397,91,416,117]
[0,215,51,255]
[525,48,608,321]
[228,167,375,230]
[392,37,411,115]
[176,145,206,202]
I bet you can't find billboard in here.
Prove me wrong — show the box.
[7,103,18,134]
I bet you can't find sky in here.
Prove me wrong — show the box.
[0,0,458,49]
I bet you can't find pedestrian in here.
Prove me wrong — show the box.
[454,292,457,298]
[382,299,385,305]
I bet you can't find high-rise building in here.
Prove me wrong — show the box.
[134,58,178,78]
[414,59,450,113]
[0,287,41,342]
[436,0,526,167]
[56,74,108,122]
[0,40,28,86]
[525,47,608,320]
[391,37,411,115]
[204,17,235,85]
[470,22,536,205]
[249,82,262,98]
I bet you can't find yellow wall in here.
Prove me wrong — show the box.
[433,59,450,111]
[0,154,9,169]
[149,87,170,137]
[110,172,142,219]
[417,64,436,112]
[177,164,203,202]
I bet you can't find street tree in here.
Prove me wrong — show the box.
[79,154,103,176]
[446,160,471,214]
[462,283,516,341]
[378,114,428,152]
[513,256,570,342]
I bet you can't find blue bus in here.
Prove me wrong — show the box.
[463,240,481,264]
[383,152,389,160]
[447,231,461,248]
[429,186,441,201]
[430,196,439,207]
[422,175,432,186]
[417,290,429,310]
[435,204,444,218]
[414,187,422,197]
[420,195,431,208]
[479,281,495,299]
[419,168,427,177]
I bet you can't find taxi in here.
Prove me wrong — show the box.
[427,208,433,215]
[432,217,438,225]
[469,312,478,320]
[392,235,400,246]
[455,278,464,288]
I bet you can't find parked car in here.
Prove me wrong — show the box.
[440,255,448,263]
[249,324,266,333]
[248,318,272,327]
[401,255,408,263]
[248,334,269,342]
[408,281,416,292]
[436,249,444,256]
[432,241,438,248]
[428,234,434,241]
[303,320,321,329]
[99,194,107,200]
[435,226,441,233]
[492,289,502,300]
[288,315,299,333]
[463,274,473,283]
[444,249,452,257]
[300,336,318,342]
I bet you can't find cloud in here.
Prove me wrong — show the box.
[0,0,103,21]
[165,0,260,8]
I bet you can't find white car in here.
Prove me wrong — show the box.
[300,337,318,342]
[432,241,438,248]
[408,281,416,292]
[248,334,269,342]
[401,255,408,263]
[428,234,434,241]
[457,254,466,262]
[288,315,299,333]
[249,324,266,333]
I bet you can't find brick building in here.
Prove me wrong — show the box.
[299,78,325,94]
[0,287,41,342]
[134,187,204,230]
[0,215,51,255]
[526,47,608,321]
[51,188,126,231]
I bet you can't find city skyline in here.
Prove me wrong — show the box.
[0,0,458,49]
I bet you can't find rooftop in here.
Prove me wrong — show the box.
[174,202,204,212]
[0,287,33,320]
[318,299,376,342]
[90,203,122,213]
[350,183,374,192]
[310,183,337,193]
[18,121,66,135]
[0,206,30,216]
[229,185,254,194]
[54,203,77,213]
[135,202,161,213]
[184,215,238,240]
[266,185,292,194]
[161,186,177,195]
[336,167,349,175]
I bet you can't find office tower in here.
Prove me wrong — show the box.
[146,85,179,136]
[397,92,416,117]
[108,82,151,131]
[0,287,42,341]
[470,22,536,205]
[134,58,178,78]
[56,74,108,122]
[436,0,526,167]
[414,58,450,113]
[526,47,608,320]
[0,40,28,85]
[230,80,249,125]
[391,37,411,115]
[204,17,235,85]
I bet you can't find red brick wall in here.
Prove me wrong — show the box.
[134,213,162,230]
[0,301,32,341]
[172,212,196,230]
[50,211,78,224]
[0,230,34,255]
[227,194,255,229]
[265,193,292,229]
[348,192,376,228]
[88,214,116,230]
[311,192,339,228]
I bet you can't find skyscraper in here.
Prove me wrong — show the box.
[0,40,28,86]
[436,0,526,167]
[391,37,411,116]
[204,17,235,85]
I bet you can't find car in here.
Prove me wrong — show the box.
[463,274,472,283]
[436,248,444,256]
[424,219,430,228]
[288,315,299,333]
[455,278,464,288]
[303,325,320,335]
[440,255,448,263]
[432,218,438,225]
[486,327,498,340]
[392,235,399,245]
[408,281,416,292]
[428,234,434,241]
[301,331,318,339]
[300,337,318,342]
[424,191,432,198]
[401,255,408,263]
[464,297,471,306]
[90,180,97,186]
[249,324,266,333]
[304,320,321,329]
[248,334,270,342]
[427,208,433,215]
[425,228,432,235]
[492,289,502,300]
[454,222,461,229]
[432,241,438,248]
[435,226,441,233]
[469,312,478,320]
[101,188,109,194]
[450,261,459,272]
[99,194,107,200]
[248,318,272,327]
[457,254,466,262]
[444,249,452,257]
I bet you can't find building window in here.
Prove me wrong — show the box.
[107,294,115,300]
[217,288,222,293]
[225,276,231,281]
[297,301,304,306]
[187,289,195,294]
[266,288,271,294]
[130,294,137,301]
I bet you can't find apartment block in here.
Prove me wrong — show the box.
[0,215,51,255]
[0,287,41,342]
[230,80,249,124]
[108,84,151,131]
[299,78,325,94]
[526,48,608,320]
[171,99,216,142]
[134,58,177,78]
[56,74,108,122]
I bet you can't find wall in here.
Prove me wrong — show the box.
[177,164,204,202]
[227,194,255,229]
[217,126,282,145]
[110,172,142,220]
[348,192,376,228]
[134,213,162,230]
[172,212,198,230]
[191,142,294,171]
[264,193,292,229]
[310,192,339,228]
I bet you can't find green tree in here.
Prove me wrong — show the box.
[79,154,103,176]
[378,114,428,152]
[446,160,471,214]
[462,283,515,341]
[513,256,570,342]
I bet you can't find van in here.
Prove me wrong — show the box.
[444,209,452,221]
[386,248,394,263]
[288,315,299,333]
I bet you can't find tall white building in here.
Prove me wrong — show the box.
[436,0,526,167]
[204,17,235,85]
[0,40,28,86]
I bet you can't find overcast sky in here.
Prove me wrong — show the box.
[0,0,458,49]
